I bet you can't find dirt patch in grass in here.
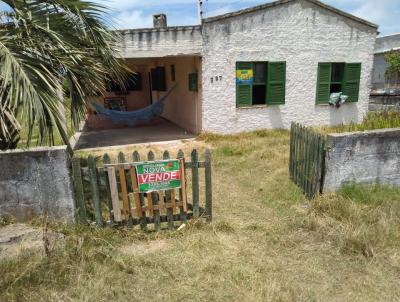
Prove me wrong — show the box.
[119,239,169,256]
[0,224,64,259]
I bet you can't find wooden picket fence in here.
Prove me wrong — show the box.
[289,122,326,199]
[71,149,212,230]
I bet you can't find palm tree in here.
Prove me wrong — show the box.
[0,0,129,150]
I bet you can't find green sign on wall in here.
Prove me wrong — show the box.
[135,160,182,193]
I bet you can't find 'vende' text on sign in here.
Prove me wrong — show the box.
[135,160,182,193]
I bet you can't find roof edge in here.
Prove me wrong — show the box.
[377,33,400,39]
[116,25,201,34]
[375,46,400,55]
[203,0,378,29]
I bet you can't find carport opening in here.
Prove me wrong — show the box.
[85,56,201,147]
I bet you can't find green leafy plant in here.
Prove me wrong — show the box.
[385,50,400,77]
[0,0,129,150]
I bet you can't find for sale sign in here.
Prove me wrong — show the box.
[135,160,182,193]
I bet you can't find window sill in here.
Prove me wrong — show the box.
[237,105,269,109]
[316,102,358,107]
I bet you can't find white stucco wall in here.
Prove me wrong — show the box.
[201,0,377,133]
[118,26,202,58]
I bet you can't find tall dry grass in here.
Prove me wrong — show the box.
[1,130,400,301]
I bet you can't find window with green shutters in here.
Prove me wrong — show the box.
[316,62,361,104]
[236,61,286,107]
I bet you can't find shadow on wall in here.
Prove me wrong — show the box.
[328,103,360,125]
[267,106,285,128]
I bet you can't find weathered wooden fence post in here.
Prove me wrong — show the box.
[191,149,200,219]
[205,149,212,222]
[134,151,148,230]
[177,149,188,224]
[102,153,114,224]
[88,155,103,226]
[71,157,87,224]
[163,150,175,230]
[147,150,164,232]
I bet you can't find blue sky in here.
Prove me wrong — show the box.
[95,0,400,36]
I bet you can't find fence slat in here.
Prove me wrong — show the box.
[289,122,294,178]
[118,152,133,227]
[133,151,147,230]
[163,150,175,230]
[205,149,213,223]
[71,157,87,224]
[307,133,316,198]
[147,151,157,231]
[304,128,310,197]
[88,156,103,227]
[177,150,188,224]
[102,154,114,224]
[191,149,200,219]
[129,167,143,220]
[107,166,121,222]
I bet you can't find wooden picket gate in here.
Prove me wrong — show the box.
[289,122,326,199]
[71,149,212,230]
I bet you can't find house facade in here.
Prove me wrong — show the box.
[89,0,378,134]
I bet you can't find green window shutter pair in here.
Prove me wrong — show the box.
[316,63,361,104]
[236,61,286,107]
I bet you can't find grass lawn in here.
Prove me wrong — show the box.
[2,130,400,301]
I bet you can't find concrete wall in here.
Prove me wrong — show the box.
[118,26,202,58]
[89,56,202,134]
[201,0,377,134]
[323,128,400,192]
[0,146,76,222]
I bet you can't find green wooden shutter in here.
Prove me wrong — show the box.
[266,61,286,105]
[343,63,361,102]
[188,73,198,91]
[236,62,252,107]
[316,63,331,104]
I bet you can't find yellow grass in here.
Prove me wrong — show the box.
[1,130,400,301]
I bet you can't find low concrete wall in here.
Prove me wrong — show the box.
[0,146,75,222]
[323,128,400,192]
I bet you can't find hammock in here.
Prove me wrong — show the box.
[91,85,176,127]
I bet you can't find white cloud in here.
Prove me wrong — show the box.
[93,0,400,35]
[322,0,400,35]
[113,10,153,29]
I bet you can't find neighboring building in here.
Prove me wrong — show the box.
[89,0,378,134]
[372,33,400,91]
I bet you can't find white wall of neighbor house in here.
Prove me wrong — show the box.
[201,0,377,133]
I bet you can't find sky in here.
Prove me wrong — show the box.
[94,0,400,36]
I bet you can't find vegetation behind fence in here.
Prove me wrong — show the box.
[71,149,212,231]
[289,122,326,199]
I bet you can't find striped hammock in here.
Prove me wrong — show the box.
[91,85,176,127]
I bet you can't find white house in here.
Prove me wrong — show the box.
[89,0,378,135]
